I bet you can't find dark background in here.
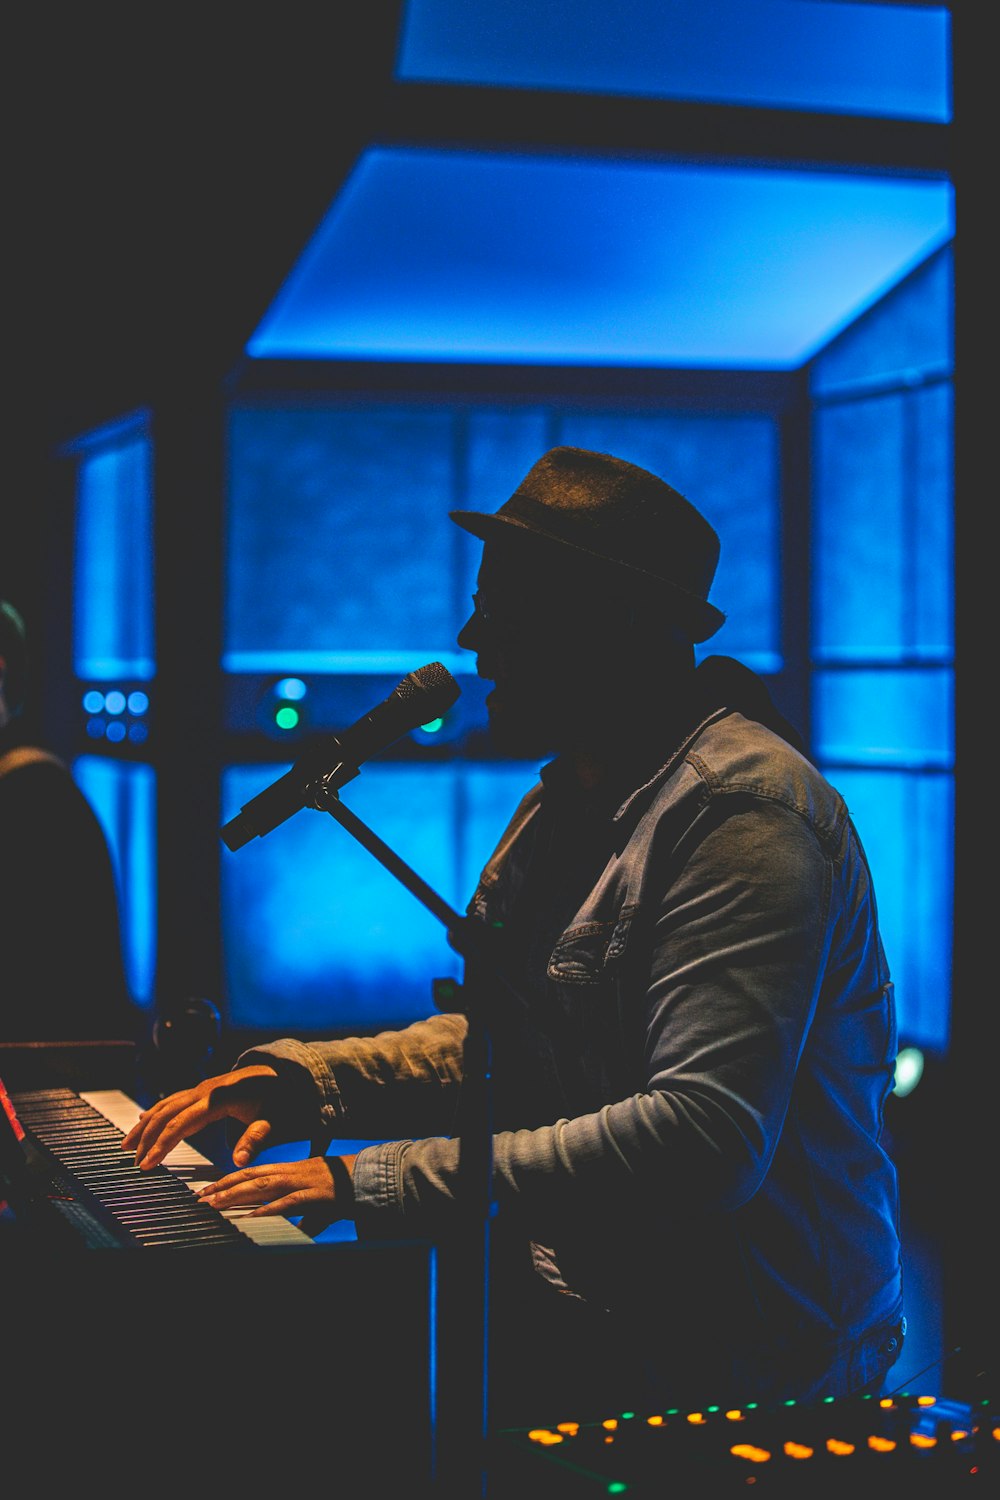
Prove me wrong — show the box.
[8,8,403,611]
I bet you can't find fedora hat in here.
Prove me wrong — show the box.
[449,446,725,642]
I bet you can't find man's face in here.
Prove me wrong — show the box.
[457,540,617,757]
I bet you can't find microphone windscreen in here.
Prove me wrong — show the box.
[399,661,461,717]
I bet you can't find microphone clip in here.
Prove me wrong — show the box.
[306,762,360,810]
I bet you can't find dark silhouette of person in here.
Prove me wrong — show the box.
[121,448,905,1422]
[0,598,137,1042]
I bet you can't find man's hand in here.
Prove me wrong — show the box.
[120,1065,283,1171]
[197,1154,358,1220]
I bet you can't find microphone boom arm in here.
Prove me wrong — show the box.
[311,776,463,934]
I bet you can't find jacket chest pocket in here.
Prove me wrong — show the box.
[547,905,637,984]
[544,907,640,1108]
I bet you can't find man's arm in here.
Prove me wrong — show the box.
[237,1009,469,1145]
[348,798,834,1239]
[122,1012,468,1171]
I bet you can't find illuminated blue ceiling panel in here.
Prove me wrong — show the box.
[247,149,953,369]
[396,0,951,122]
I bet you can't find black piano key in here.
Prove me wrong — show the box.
[129,1226,246,1246]
[10,1086,307,1251]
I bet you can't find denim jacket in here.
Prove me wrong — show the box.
[239,659,903,1402]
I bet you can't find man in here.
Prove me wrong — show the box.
[122,447,904,1418]
[0,598,135,1041]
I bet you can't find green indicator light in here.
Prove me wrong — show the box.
[666,1409,680,1416]
[706,1406,720,1413]
[745,1403,758,1410]
[275,706,300,731]
[784,1399,796,1407]
[491,919,504,929]
[607,1486,628,1496]
[420,717,444,733]
[823,1396,835,1403]
[620,1412,635,1420]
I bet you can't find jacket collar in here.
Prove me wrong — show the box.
[538,655,805,829]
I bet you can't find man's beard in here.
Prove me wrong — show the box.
[484,684,560,759]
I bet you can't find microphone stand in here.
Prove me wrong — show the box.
[309,775,508,1499]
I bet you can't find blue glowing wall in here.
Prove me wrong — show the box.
[222,399,778,1027]
[829,769,953,1054]
[221,762,539,1030]
[224,405,474,676]
[73,423,154,681]
[224,403,777,676]
[397,0,950,121]
[224,252,951,1046]
[247,151,952,369]
[810,248,953,1052]
[73,755,157,1006]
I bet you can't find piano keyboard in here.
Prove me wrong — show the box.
[12,1086,313,1249]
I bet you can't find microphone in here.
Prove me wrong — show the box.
[221,661,461,852]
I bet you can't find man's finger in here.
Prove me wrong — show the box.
[232,1118,273,1165]
[120,1091,193,1148]
[134,1100,207,1169]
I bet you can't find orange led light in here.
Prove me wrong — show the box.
[556,1422,579,1435]
[950,1429,969,1441]
[730,1444,771,1463]
[726,1410,745,1421]
[646,1416,664,1426]
[528,1429,564,1446]
[783,1441,814,1459]
[910,1432,937,1449]
[687,1412,707,1425]
[868,1436,897,1452]
[826,1438,856,1456]
[916,1396,937,1407]
[602,1418,619,1431]
[879,1398,896,1409]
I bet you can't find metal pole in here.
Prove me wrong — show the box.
[313,784,499,1496]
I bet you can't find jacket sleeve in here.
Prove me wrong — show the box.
[235,1010,468,1146]
[351,795,840,1240]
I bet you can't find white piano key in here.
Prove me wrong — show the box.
[80,1088,314,1248]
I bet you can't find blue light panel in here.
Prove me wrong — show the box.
[224,404,478,674]
[809,236,952,1060]
[811,247,953,398]
[224,401,780,676]
[73,756,157,1006]
[74,433,155,681]
[813,384,953,663]
[221,761,542,1031]
[221,763,462,1030]
[246,150,953,369]
[812,247,953,665]
[812,668,953,770]
[828,769,952,1053]
[397,0,950,122]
